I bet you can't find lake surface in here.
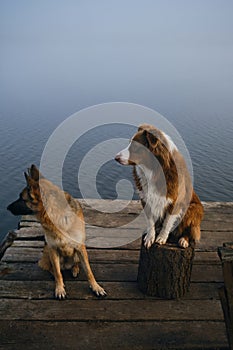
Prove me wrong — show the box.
[1,1,233,241]
[1,106,233,242]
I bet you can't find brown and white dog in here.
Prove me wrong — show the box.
[115,124,203,249]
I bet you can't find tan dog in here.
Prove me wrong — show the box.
[115,124,204,249]
[7,165,106,299]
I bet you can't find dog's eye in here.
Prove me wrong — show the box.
[27,187,34,200]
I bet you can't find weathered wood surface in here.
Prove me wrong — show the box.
[0,200,233,350]
[0,321,227,350]
[218,243,233,349]
[0,231,17,260]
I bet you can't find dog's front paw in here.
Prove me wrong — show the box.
[155,233,167,245]
[178,237,189,248]
[144,232,155,249]
[90,283,107,297]
[55,285,66,299]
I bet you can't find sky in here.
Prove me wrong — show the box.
[1,0,233,122]
[1,0,233,237]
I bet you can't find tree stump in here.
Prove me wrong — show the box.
[137,234,195,299]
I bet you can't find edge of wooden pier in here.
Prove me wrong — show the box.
[1,200,233,349]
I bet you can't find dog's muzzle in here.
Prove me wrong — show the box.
[7,198,34,216]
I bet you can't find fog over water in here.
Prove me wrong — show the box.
[1,1,233,239]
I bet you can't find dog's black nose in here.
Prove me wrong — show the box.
[7,202,16,214]
[115,155,121,163]
[7,198,34,216]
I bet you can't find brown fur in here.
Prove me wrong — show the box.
[117,124,204,247]
[16,165,106,299]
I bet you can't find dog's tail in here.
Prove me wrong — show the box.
[190,224,201,242]
[178,198,204,242]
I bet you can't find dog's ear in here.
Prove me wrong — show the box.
[138,125,159,148]
[29,164,43,181]
[24,172,37,188]
[145,130,159,148]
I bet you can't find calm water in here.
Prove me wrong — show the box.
[1,109,233,242]
[1,1,233,241]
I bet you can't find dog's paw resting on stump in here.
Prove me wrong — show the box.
[137,234,195,299]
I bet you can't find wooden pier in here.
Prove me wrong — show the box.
[1,200,233,349]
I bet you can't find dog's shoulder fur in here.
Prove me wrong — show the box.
[25,172,85,247]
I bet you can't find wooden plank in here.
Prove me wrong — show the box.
[202,201,233,210]
[0,262,223,282]
[2,247,141,263]
[203,208,233,215]
[194,251,220,263]
[18,218,233,233]
[19,222,42,229]
[19,200,233,225]
[197,231,233,251]
[2,247,43,263]
[11,240,44,248]
[2,245,220,264]
[19,199,232,214]
[87,210,232,224]
[14,231,142,250]
[0,280,222,300]
[84,214,145,228]
[79,198,142,211]
[0,262,138,281]
[15,227,44,240]
[14,227,233,251]
[202,214,233,222]
[0,299,224,321]
[0,320,228,350]
[85,227,144,248]
[192,264,223,282]
[15,225,145,248]
[201,221,233,231]
[18,218,233,234]
[9,242,221,261]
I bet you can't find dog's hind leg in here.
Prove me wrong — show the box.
[78,245,106,296]
[190,224,201,242]
[178,225,201,248]
[72,253,80,278]
[72,264,80,278]
[178,199,203,248]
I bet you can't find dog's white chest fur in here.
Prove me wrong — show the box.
[135,165,171,220]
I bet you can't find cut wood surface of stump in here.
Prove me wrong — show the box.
[138,235,195,299]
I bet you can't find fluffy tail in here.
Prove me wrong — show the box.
[190,224,201,242]
[179,194,204,242]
